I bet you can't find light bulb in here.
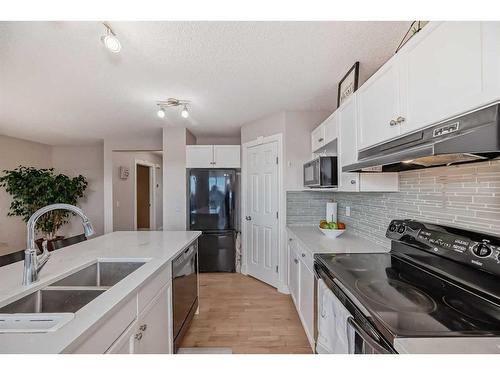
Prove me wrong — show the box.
[101,25,121,53]
[157,108,166,118]
[181,105,189,118]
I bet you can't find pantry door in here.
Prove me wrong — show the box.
[244,138,279,288]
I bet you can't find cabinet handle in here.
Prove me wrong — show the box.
[301,253,306,258]
[396,116,406,123]
[134,332,143,341]
[389,120,397,127]
[294,259,299,264]
[350,179,356,185]
[318,137,324,142]
[245,216,252,221]
[139,324,148,332]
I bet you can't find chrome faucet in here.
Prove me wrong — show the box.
[23,203,95,285]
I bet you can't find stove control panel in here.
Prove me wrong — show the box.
[386,219,500,276]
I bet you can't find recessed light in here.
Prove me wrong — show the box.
[101,23,121,54]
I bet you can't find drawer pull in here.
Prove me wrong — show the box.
[134,332,143,341]
[301,253,306,257]
[139,324,148,332]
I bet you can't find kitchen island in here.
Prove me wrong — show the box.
[0,230,201,354]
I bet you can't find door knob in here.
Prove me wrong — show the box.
[245,216,252,221]
[396,116,406,123]
[389,120,397,126]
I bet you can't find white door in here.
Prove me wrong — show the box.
[403,22,484,134]
[213,145,241,168]
[245,140,279,287]
[357,56,402,149]
[186,145,214,168]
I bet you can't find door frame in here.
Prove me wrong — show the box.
[241,133,286,292]
[134,159,157,230]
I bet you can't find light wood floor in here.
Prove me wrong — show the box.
[180,273,313,354]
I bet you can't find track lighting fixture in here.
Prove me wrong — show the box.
[101,23,121,53]
[181,105,189,119]
[155,98,191,119]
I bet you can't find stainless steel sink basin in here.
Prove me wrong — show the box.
[50,261,145,287]
[0,288,104,314]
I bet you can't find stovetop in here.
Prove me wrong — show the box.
[314,220,500,343]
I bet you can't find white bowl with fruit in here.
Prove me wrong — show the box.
[319,220,346,238]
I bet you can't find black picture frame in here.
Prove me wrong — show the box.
[337,61,359,108]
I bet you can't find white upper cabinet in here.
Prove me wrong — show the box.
[186,145,241,168]
[402,22,484,135]
[311,124,326,152]
[337,95,360,192]
[324,114,338,145]
[357,54,404,149]
[213,145,241,168]
[186,145,214,168]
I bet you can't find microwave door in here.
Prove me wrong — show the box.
[304,160,319,187]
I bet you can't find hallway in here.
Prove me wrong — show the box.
[180,273,313,354]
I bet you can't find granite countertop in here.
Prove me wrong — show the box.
[286,224,389,255]
[0,230,201,353]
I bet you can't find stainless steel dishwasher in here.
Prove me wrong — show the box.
[172,241,198,353]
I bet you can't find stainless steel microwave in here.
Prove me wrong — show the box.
[303,156,338,188]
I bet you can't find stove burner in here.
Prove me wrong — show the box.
[355,279,437,313]
[333,255,372,272]
[442,296,500,326]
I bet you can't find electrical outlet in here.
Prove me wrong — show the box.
[345,206,351,217]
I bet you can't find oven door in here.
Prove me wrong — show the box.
[304,158,320,187]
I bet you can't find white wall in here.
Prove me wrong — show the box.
[195,135,241,145]
[51,144,105,238]
[0,136,105,256]
[163,127,191,230]
[0,136,52,255]
[240,112,286,144]
[112,151,162,231]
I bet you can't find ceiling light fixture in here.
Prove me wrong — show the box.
[101,23,121,53]
[155,98,191,119]
[157,107,166,119]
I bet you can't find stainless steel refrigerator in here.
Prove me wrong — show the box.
[187,169,238,272]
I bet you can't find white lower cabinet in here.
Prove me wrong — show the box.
[131,284,172,354]
[288,235,315,350]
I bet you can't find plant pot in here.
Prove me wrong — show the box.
[35,236,64,252]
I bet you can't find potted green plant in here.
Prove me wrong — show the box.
[0,166,88,251]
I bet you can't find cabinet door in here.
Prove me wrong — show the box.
[106,321,138,354]
[323,113,338,145]
[337,95,360,192]
[288,239,300,307]
[357,56,402,149]
[311,125,326,152]
[132,284,172,354]
[186,145,214,168]
[213,145,241,168]
[299,260,314,345]
[403,22,484,135]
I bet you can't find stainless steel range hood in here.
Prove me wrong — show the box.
[343,104,500,172]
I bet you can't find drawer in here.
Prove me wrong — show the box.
[138,264,171,313]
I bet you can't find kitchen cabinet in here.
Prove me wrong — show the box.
[287,235,314,349]
[356,21,500,150]
[357,54,404,149]
[338,95,399,192]
[311,124,326,152]
[186,145,241,168]
[131,284,171,354]
[288,239,300,307]
[403,22,484,135]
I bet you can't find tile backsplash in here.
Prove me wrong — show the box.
[287,160,500,249]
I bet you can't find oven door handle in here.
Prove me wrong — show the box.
[347,317,394,354]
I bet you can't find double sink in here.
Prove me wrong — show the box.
[0,261,145,332]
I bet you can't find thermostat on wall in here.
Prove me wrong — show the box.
[119,167,129,180]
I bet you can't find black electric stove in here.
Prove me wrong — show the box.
[314,220,500,351]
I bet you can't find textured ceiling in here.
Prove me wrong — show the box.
[0,21,411,145]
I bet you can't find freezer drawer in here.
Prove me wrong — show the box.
[198,231,235,273]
